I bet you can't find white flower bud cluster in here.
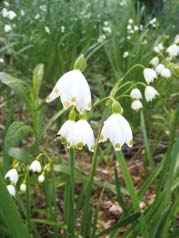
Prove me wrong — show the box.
[126,18,141,40]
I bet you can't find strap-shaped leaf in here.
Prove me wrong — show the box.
[0,173,28,238]
[0,72,29,104]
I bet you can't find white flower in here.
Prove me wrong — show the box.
[103,26,112,34]
[127,35,131,40]
[161,68,171,78]
[20,184,26,192]
[130,88,142,99]
[97,34,106,43]
[38,174,45,183]
[44,26,50,34]
[123,51,129,58]
[134,25,139,31]
[20,10,25,16]
[143,68,157,84]
[67,120,95,152]
[150,56,159,66]
[29,160,42,173]
[5,168,18,184]
[155,64,165,74]
[131,100,143,111]
[145,86,159,102]
[128,19,133,24]
[2,8,8,17]
[4,24,12,32]
[57,120,75,143]
[154,43,163,53]
[166,44,178,57]
[8,10,16,20]
[0,58,4,64]
[7,185,16,197]
[34,14,40,20]
[46,70,92,113]
[140,24,143,31]
[61,25,65,33]
[99,114,133,151]
[127,25,132,31]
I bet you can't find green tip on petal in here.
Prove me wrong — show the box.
[112,101,123,114]
[73,54,87,72]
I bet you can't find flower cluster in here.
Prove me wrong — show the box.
[4,168,18,197]
[47,65,133,152]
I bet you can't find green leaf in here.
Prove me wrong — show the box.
[95,213,141,237]
[8,148,33,165]
[0,72,29,104]
[4,122,32,153]
[3,121,32,170]
[32,64,44,99]
[0,173,28,238]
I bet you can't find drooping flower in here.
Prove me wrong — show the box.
[67,120,95,152]
[99,114,133,151]
[2,8,9,17]
[38,174,45,183]
[46,70,92,113]
[150,56,159,66]
[155,64,165,74]
[57,120,75,144]
[143,68,157,84]
[29,160,42,173]
[4,24,12,32]
[8,10,17,20]
[5,168,18,184]
[20,184,26,192]
[131,100,143,111]
[123,51,129,58]
[161,68,171,78]
[7,184,16,197]
[130,88,142,99]
[145,86,159,102]
[166,44,178,57]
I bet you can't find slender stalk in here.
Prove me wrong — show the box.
[25,168,31,237]
[140,110,154,169]
[69,148,75,237]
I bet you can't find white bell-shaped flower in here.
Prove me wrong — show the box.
[99,114,133,151]
[46,70,92,113]
[150,56,159,66]
[155,64,165,74]
[4,24,12,32]
[67,120,95,152]
[131,100,143,111]
[57,120,75,144]
[38,174,45,183]
[166,44,178,57]
[29,160,42,173]
[145,86,159,102]
[7,184,16,197]
[161,68,171,78]
[143,68,157,84]
[8,10,17,20]
[20,184,26,192]
[130,88,142,99]
[5,168,18,184]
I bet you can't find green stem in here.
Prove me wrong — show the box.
[69,147,75,237]
[140,110,154,169]
[110,64,145,98]
[26,169,31,237]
